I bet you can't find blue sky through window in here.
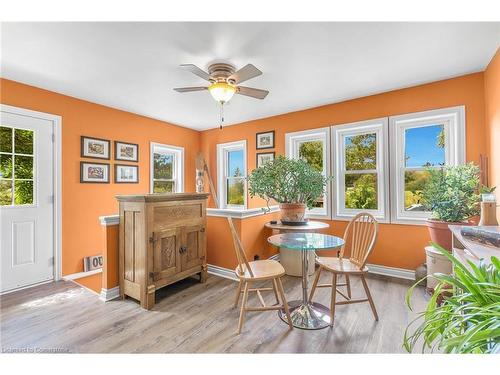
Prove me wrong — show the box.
[405,125,445,167]
[228,150,244,177]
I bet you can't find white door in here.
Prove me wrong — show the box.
[1,107,56,293]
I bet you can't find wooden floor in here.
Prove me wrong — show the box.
[0,272,428,353]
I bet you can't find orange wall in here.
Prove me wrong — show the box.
[484,48,500,216]
[0,79,200,290]
[201,73,487,271]
[1,69,492,293]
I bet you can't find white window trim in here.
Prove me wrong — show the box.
[217,140,247,210]
[285,127,331,219]
[389,106,466,225]
[332,118,390,222]
[150,142,184,193]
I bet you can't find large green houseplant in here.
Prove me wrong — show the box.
[422,163,481,250]
[248,155,329,223]
[404,243,500,353]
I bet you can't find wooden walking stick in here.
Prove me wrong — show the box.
[196,152,220,209]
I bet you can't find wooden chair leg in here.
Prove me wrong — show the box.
[234,279,243,308]
[330,273,337,327]
[345,274,352,299]
[308,266,322,303]
[272,279,280,305]
[238,281,250,334]
[361,274,379,321]
[276,277,293,330]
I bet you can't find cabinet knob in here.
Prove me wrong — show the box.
[180,245,187,253]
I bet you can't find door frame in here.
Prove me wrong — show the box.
[1,104,63,286]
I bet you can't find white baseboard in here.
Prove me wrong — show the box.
[99,286,120,302]
[236,253,415,281]
[366,263,415,280]
[207,264,238,281]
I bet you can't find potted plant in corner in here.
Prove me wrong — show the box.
[422,163,481,251]
[404,243,500,353]
[248,155,330,224]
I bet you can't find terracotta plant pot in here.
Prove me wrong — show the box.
[426,219,475,251]
[279,203,307,223]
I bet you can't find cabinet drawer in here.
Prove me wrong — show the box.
[152,203,204,231]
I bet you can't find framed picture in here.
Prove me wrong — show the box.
[256,130,275,149]
[81,136,110,159]
[80,161,110,183]
[115,164,139,183]
[256,152,275,167]
[115,141,139,162]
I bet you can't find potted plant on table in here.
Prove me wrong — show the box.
[248,155,330,224]
[422,163,481,251]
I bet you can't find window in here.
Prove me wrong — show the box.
[217,140,247,209]
[150,143,184,193]
[285,127,330,218]
[389,106,465,224]
[332,118,389,221]
[0,126,35,206]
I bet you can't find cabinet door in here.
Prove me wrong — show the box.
[153,228,181,281]
[181,225,206,270]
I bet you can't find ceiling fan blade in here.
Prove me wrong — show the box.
[228,64,262,84]
[180,64,212,81]
[236,86,269,99]
[173,86,208,93]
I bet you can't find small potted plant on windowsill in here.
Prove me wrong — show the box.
[248,155,330,224]
[422,163,481,251]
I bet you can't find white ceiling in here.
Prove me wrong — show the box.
[1,22,499,130]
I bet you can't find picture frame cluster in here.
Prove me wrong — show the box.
[255,130,275,167]
[80,136,139,183]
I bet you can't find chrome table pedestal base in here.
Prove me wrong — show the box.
[278,300,331,330]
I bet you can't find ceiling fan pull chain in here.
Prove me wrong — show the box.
[219,102,224,130]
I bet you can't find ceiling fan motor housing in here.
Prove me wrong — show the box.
[208,63,236,83]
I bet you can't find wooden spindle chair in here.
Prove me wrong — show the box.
[308,212,379,326]
[227,217,293,334]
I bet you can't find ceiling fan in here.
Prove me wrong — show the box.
[174,62,269,128]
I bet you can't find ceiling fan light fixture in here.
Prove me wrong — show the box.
[208,82,236,103]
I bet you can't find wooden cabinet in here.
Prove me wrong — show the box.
[117,193,209,309]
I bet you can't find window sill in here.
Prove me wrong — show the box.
[99,214,120,226]
[389,217,428,226]
[207,206,280,219]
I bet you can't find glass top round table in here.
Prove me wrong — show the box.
[267,232,344,251]
[268,232,345,330]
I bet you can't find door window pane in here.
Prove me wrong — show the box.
[404,170,431,212]
[14,180,33,205]
[154,153,174,179]
[299,140,323,172]
[345,173,378,209]
[227,150,244,177]
[345,133,376,170]
[0,180,12,205]
[405,125,445,167]
[14,155,33,179]
[227,178,245,205]
[0,126,12,152]
[0,154,12,179]
[0,126,35,206]
[153,181,174,193]
[14,129,34,154]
